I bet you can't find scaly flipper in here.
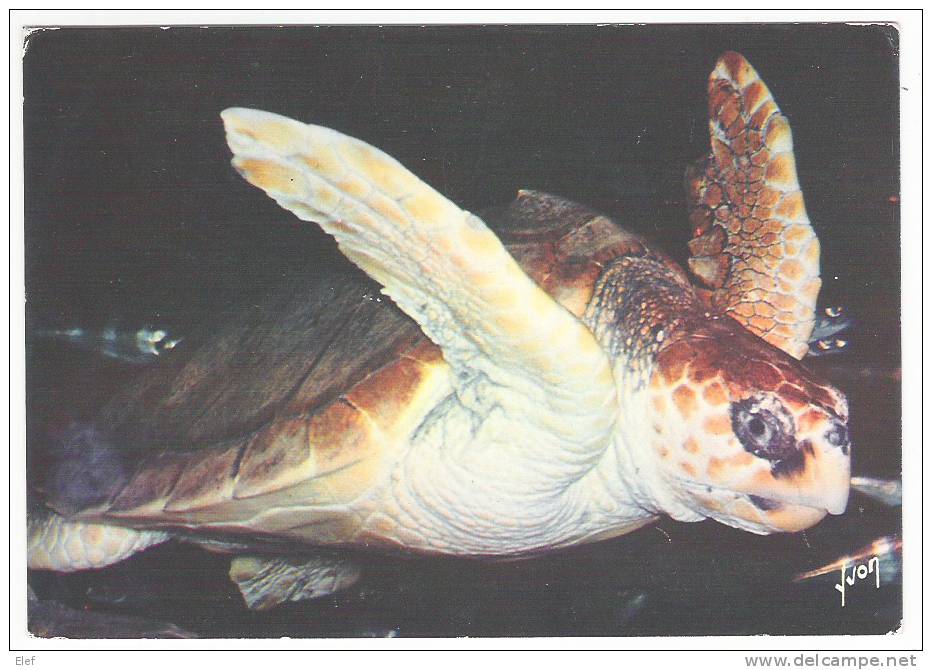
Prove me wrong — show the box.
[27,507,168,571]
[222,109,617,475]
[686,52,821,360]
[229,554,362,611]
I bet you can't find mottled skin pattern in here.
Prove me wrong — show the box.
[28,53,852,605]
[585,255,697,390]
[644,310,849,533]
[686,52,821,360]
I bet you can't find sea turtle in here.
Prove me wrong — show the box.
[28,52,852,611]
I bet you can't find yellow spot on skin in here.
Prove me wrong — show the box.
[735,452,755,467]
[528,286,561,324]
[745,255,767,274]
[803,238,821,266]
[773,324,794,339]
[345,145,423,200]
[784,223,811,243]
[704,414,732,436]
[776,191,806,221]
[683,437,700,454]
[658,446,669,459]
[757,185,781,207]
[652,395,667,414]
[233,116,305,154]
[766,153,799,189]
[780,258,804,281]
[764,116,793,152]
[459,220,502,258]
[365,190,414,230]
[802,278,822,301]
[754,301,776,318]
[298,144,345,180]
[495,311,533,339]
[707,456,725,478]
[696,494,723,514]
[707,452,755,479]
[235,159,305,198]
[680,461,697,478]
[400,189,457,226]
[702,382,728,406]
[673,385,698,419]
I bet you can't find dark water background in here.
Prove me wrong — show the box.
[24,24,901,638]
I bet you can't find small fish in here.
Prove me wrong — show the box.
[34,322,182,365]
[615,590,649,626]
[794,536,902,585]
[807,305,854,358]
[850,476,902,507]
[808,337,849,357]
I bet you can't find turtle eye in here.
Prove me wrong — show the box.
[824,420,850,454]
[730,398,794,462]
[747,416,771,441]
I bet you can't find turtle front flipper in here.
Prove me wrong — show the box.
[229,553,362,611]
[686,52,821,360]
[222,109,616,479]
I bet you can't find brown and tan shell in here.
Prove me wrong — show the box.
[71,191,667,537]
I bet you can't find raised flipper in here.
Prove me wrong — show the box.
[222,109,616,477]
[229,553,362,611]
[686,52,821,360]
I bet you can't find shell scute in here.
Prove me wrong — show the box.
[233,418,313,501]
[164,445,240,512]
[108,451,189,515]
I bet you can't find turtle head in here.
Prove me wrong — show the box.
[641,317,850,534]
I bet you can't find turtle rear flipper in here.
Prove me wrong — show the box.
[229,554,362,611]
[27,507,168,571]
[686,52,821,360]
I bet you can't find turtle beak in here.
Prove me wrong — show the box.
[817,450,852,516]
[730,437,849,533]
[744,426,852,517]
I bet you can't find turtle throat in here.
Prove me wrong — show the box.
[583,254,707,519]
